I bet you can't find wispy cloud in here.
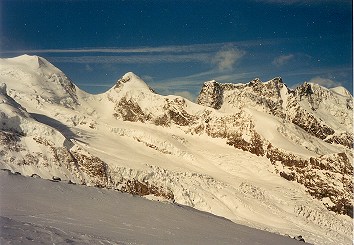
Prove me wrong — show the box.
[174,91,196,102]
[84,64,93,72]
[0,41,278,56]
[150,70,255,94]
[26,43,247,69]
[151,77,204,92]
[272,54,294,67]
[1,45,216,55]
[308,76,342,88]
[212,46,246,71]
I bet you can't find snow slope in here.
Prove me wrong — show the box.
[0,55,352,245]
[0,171,308,245]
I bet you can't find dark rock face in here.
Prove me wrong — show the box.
[324,133,353,148]
[0,131,24,152]
[114,97,149,122]
[267,144,353,217]
[119,179,174,200]
[279,171,296,181]
[291,108,335,140]
[164,98,198,126]
[227,132,265,156]
[197,80,223,109]
[70,150,110,188]
[295,82,313,98]
[113,96,199,127]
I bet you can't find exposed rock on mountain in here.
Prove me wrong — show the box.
[0,55,352,245]
[197,77,353,217]
[196,80,224,109]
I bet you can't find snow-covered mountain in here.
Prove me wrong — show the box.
[0,55,352,245]
[0,81,109,187]
[197,77,353,217]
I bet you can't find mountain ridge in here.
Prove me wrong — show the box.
[0,55,352,245]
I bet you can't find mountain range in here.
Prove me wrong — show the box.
[0,54,352,245]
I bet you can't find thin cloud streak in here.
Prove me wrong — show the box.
[49,53,211,64]
[47,44,249,66]
[151,70,256,91]
[2,45,218,54]
[0,39,281,55]
[174,91,196,102]
[272,54,295,67]
[152,70,256,101]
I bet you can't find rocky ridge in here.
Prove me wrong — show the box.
[100,73,354,217]
[91,71,353,217]
[0,55,352,245]
[196,78,353,217]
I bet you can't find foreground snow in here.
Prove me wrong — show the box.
[0,171,306,245]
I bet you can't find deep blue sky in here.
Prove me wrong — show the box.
[1,0,352,100]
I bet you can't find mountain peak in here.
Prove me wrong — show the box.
[7,54,59,73]
[8,54,40,67]
[266,77,283,84]
[122,72,141,81]
[114,72,152,92]
[295,82,313,97]
[197,79,223,109]
[203,80,218,86]
[248,78,262,86]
